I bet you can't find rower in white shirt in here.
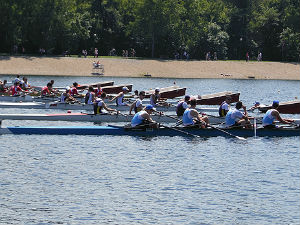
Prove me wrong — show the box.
[129,91,145,115]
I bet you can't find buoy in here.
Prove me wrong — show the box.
[67,110,72,113]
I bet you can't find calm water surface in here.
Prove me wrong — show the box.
[0,76,299,224]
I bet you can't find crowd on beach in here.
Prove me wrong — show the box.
[11,44,267,63]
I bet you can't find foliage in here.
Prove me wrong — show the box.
[0,0,299,61]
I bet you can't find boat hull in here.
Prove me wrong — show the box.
[145,86,186,99]
[1,126,299,137]
[0,113,224,124]
[196,92,240,105]
[0,102,219,112]
[258,100,300,114]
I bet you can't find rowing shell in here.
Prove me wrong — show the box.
[0,113,224,124]
[0,102,219,112]
[0,125,298,137]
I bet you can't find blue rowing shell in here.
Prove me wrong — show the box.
[1,125,299,137]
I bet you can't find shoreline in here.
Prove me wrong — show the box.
[0,56,299,80]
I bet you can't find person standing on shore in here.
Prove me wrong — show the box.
[94,48,98,58]
[246,52,249,62]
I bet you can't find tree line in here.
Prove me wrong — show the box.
[1,0,299,61]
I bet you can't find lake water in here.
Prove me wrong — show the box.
[0,75,299,224]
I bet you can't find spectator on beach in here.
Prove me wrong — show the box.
[131,48,136,57]
[214,52,217,60]
[246,52,250,62]
[206,52,211,61]
[257,52,262,61]
[94,48,98,58]
[13,45,18,54]
[174,52,180,60]
[109,48,116,56]
[82,49,87,58]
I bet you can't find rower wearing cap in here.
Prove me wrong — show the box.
[176,95,190,116]
[94,92,118,115]
[110,86,130,106]
[218,96,232,117]
[150,87,168,107]
[249,101,261,111]
[225,101,251,128]
[129,91,145,114]
[262,100,294,128]
[182,99,209,128]
[131,104,158,128]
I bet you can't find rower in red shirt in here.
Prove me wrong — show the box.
[95,84,103,97]
[10,81,23,96]
[69,82,79,96]
[41,82,53,96]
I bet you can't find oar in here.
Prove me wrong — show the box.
[159,124,201,138]
[207,124,247,140]
[153,111,182,126]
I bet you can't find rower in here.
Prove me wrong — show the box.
[249,101,261,111]
[85,86,95,104]
[95,84,103,97]
[225,101,251,128]
[150,87,168,106]
[110,86,130,106]
[21,77,31,90]
[49,80,59,94]
[94,92,118,115]
[262,100,294,128]
[218,96,231,117]
[176,95,190,116]
[129,91,145,115]
[41,82,54,97]
[182,98,209,128]
[10,81,23,96]
[0,80,8,93]
[69,82,80,97]
[131,104,158,128]
[60,86,79,103]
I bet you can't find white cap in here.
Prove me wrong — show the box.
[122,86,129,91]
[155,87,160,92]
[66,86,71,90]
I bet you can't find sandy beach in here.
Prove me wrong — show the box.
[0,56,299,80]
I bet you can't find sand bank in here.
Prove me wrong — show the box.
[0,56,299,80]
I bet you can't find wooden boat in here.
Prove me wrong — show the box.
[144,86,186,99]
[101,84,133,94]
[258,100,300,114]
[76,81,114,90]
[195,91,240,105]
[0,112,224,124]
[0,125,298,137]
[0,101,219,112]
